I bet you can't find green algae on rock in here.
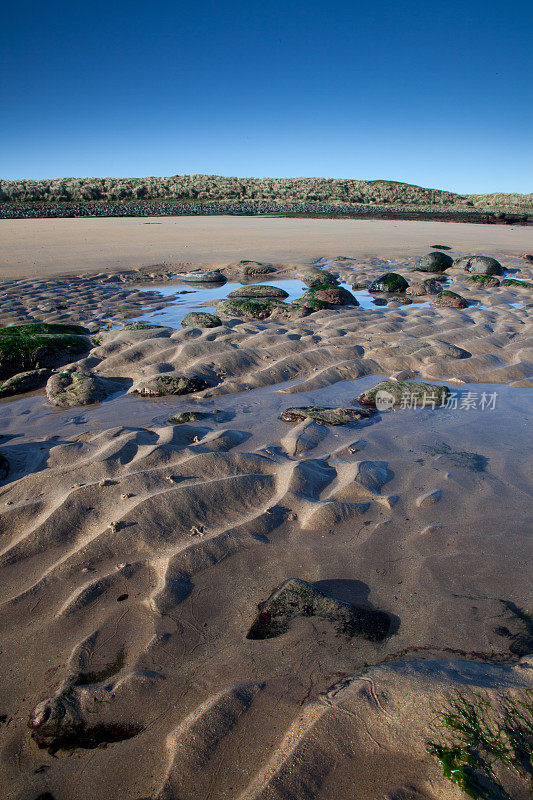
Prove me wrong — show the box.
[357,380,450,409]
[454,255,504,276]
[133,374,211,396]
[501,278,531,288]
[246,579,390,641]
[181,312,222,328]
[465,275,501,287]
[217,298,308,320]
[0,368,52,397]
[46,367,114,407]
[415,252,453,272]
[238,260,275,278]
[433,290,469,309]
[369,272,409,293]
[0,323,92,380]
[228,285,289,299]
[280,406,375,425]
[121,322,171,331]
[302,268,339,288]
[301,284,359,306]
[169,411,210,424]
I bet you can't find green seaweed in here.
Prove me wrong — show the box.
[501,279,531,288]
[466,275,501,286]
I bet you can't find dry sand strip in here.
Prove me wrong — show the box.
[0,216,532,279]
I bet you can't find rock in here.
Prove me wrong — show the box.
[121,322,170,331]
[352,280,371,290]
[501,279,531,288]
[246,579,390,641]
[238,261,275,278]
[430,244,452,250]
[217,298,308,320]
[416,489,442,507]
[415,252,453,272]
[453,255,504,276]
[169,411,209,424]
[181,312,222,328]
[369,272,409,293]
[0,453,9,481]
[523,254,533,263]
[433,290,469,309]
[389,296,412,305]
[228,285,289,299]
[133,374,211,396]
[426,339,471,359]
[302,268,339,288]
[280,406,375,425]
[181,269,226,283]
[0,368,51,397]
[405,278,442,296]
[356,380,450,409]
[0,323,92,380]
[372,298,388,306]
[465,275,500,287]
[302,285,358,306]
[46,367,114,407]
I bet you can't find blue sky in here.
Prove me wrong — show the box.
[1,0,532,192]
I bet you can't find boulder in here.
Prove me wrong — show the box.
[405,278,442,296]
[280,406,375,425]
[228,285,289,299]
[465,275,500,288]
[132,374,210,396]
[0,368,51,397]
[453,255,504,276]
[46,367,114,407]
[217,298,308,320]
[0,323,92,380]
[414,252,453,272]
[181,269,226,283]
[181,312,222,328]
[356,380,450,409]
[433,290,469,309]
[302,285,358,306]
[369,272,409,293]
[302,268,339,288]
[238,261,275,278]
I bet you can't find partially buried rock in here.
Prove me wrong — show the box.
[280,406,375,425]
[369,272,409,293]
[357,380,450,409]
[121,322,170,331]
[46,367,114,407]
[301,285,358,306]
[246,579,390,641]
[181,312,222,328]
[302,268,339,288]
[433,290,469,309]
[169,411,209,424]
[414,252,453,272]
[0,323,92,380]
[239,261,275,278]
[501,278,531,288]
[217,298,308,320]
[228,285,289,299]
[133,374,210,396]
[0,368,51,397]
[181,269,226,283]
[453,255,504,276]
[405,278,442,296]
[465,275,500,288]
[0,453,9,481]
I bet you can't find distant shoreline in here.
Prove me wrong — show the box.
[0,200,530,225]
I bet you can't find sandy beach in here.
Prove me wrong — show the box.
[0,218,532,800]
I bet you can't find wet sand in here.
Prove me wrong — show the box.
[1,216,532,279]
[0,230,532,800]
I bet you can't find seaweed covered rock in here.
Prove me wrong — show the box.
[0,323,92,380]
[280,406,375,425]
[369,272,409,293]
[46,367,115,407]
[302,285,358,306]
[302,268,339,288]
[453,255,504,276]
[228,285,289,299]
[501,278,531,288]
[121,322,171,331]
[357,380,450,409]
[405,278,442,296]
[217,298,308,320]
[132,374,211,396]
[246,579,390,641]
[0,368,51,397]
[181,269,226,283]
[238,260,275,278]
[168,411,209,424]
[433,290,469,309]
[181,312,222,328]
[465,275,500,288]
[414,252,453,272]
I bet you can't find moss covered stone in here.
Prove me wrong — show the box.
[415,252,453,272]
[169,411,209,424]
[501,278,531,288]
[301,285,358,306]
[217,298,307,320]
[369,273,409,293]
[0,368,52,397]
[133,374,211,396]
[228,285,289,299]
[46,367,114,407]
[121,322,170,331]
[0,323,92,380]
[181,312,222,328]
[280,406,375,425]
[239,261,275,278]
[357,380,450,408]
[453,255,504,276]
[302,268,338,288]
[465,275,500,287]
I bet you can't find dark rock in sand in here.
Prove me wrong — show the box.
[431,244,452,250]
[121,322,171,331]
[433,290,469,309]
[181,312,222,328]
[302,285,358,306]
[523,254,533,263]
[0,368,51,397]
[369,272,409,293]
[0,323,92,380]
[414,252,453,272]
[372,297,388,306]
[246,579,390,641]
[501,278,531,288]
[133,374,211,396]
[453,255,504,276]
[357,380,450,408]
[46,367,115,407]
[280,406,375,425]
[389,296,412,305]
[181,269,226,284]
[218,298,308,320]
[169,411,210,424]
[302,268,339,288]
[239,261,275,278]
[228,285,289,299]
[405,278,442,296]
[465,275,501,288]
[0,453,9,481]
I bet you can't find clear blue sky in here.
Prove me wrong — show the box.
[1,0,532,193]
